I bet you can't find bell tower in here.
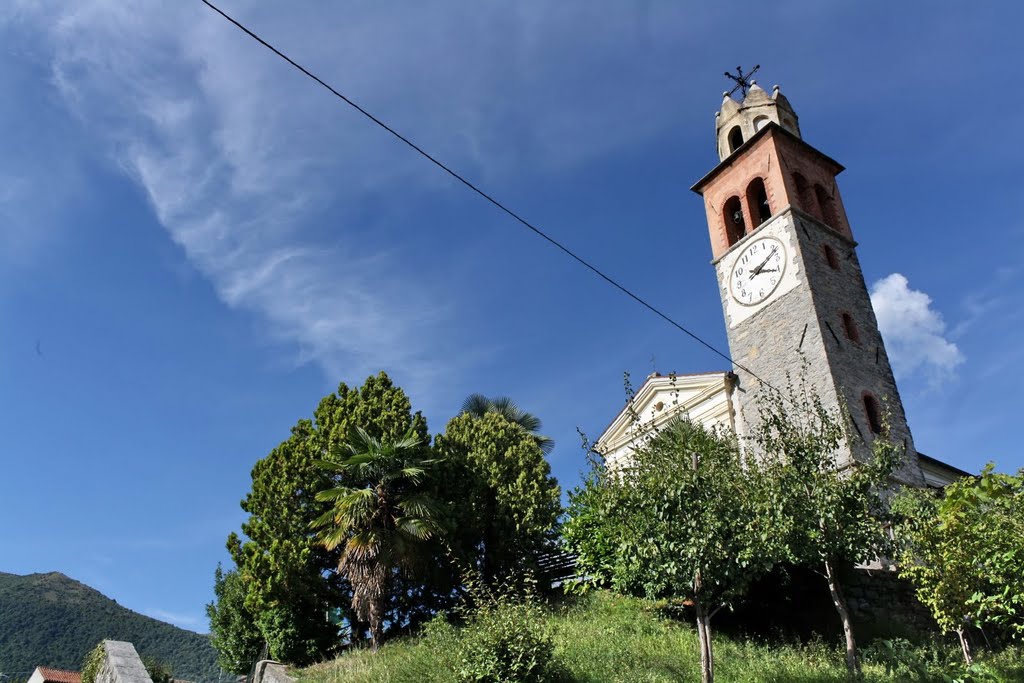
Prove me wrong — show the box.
[692,80,924,485]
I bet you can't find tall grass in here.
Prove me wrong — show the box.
[299,591,1023,683]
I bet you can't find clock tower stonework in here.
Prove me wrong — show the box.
[692,82,925,486]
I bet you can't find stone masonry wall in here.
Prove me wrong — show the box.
[719,207,924,485]
[845,568,938,638]
[97,642,153,683]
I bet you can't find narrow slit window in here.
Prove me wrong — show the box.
[863,394,883,434]
[841,312,860,343]
[823,244,840,270]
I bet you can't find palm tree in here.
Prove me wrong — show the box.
[460,394,554,455]
[312,426,442,650]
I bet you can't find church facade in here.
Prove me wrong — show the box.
[597,81,966,488]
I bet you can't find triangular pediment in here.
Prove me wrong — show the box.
[596,372,735,461]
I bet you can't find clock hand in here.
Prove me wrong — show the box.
[748,246,778,280]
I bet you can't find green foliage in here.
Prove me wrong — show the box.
[298,591,1024,683]
[313,426,444,650]
[567,419,783,601]
[753,377,902,676]
[863,638,1002,683]
[894,465,1024,654]
[222,372,434,663]
[564,418,785,683]
[460,394,554,455]
[434,412,561,585]
[452,594,556,683]
[142,656,174,683]
[754,381,901,570]
[206,565,262,674]
[81,642,105,683]
[0,572,220,681]
[560,452,626,594]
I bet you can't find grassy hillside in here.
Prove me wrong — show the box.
[300,591,1024,683]
[0,572,221,682]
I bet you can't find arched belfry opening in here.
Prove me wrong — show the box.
[723,196,745,245]
[746,177,771,227]
[792,172,814,216]
[728,126,744,153]
[815,184,839,229]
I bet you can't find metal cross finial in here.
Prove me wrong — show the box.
[724,64,760,97]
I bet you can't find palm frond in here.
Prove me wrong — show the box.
[314,485,357,503]
[392,425,423,451]
[395,517,436,540]
[460,393,491,417]
[398,493,441,518]
[535,434,555,455]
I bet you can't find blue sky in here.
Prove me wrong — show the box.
[2,1,1022,635]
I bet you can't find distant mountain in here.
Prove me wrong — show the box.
[0,572,222,683]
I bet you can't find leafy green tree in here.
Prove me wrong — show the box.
[894,465,1024,664]
[460,394,553,455]
[754,382,902,678]
[219,372,430,664]
[565,418,785,683]
[434,412,561,586]
[313,426,443,651]
[206,565,263,674]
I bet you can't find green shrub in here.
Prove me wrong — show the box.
[81,642,105,683]
[863,638,1001,683]
[453,596,556,683]
[141,656,174,683]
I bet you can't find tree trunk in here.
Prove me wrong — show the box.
[693,596,714,683]
[823,558,860,678]
[956,628,973,666]
[368,595,383,651]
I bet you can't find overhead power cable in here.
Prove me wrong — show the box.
[198,0,778,391]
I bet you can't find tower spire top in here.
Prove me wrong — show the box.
[724,64,760,98]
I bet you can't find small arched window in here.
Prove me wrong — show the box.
[841,312,860,343]
[723,196,745,245]
[746,177,772,226]
[823,244,840,270]
[815,184,839,229]
[728,126,744,153]
[863,394,883,434]
[753,116,770,132]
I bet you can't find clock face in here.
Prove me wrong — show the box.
[729,237,787,306]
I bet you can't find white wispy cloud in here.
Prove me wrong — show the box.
[144,608,205,632]
[870,273,964,385]
[2,1,707,393]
